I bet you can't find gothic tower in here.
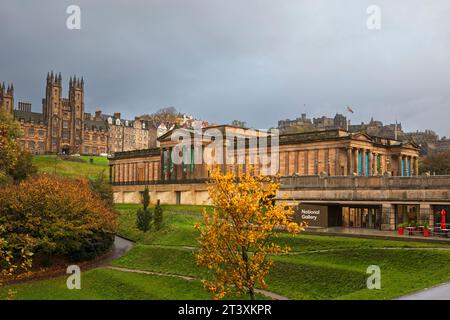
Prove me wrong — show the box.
[0,82,14,114]
[43,71,62,153]
[69,75,84,154]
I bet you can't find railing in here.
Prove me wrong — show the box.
[111,174,450,191]
[280,175,450,190]
[111,178,208,186]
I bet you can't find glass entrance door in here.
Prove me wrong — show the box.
[342,206,381,229]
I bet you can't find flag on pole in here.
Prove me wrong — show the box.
[346,106,354,114]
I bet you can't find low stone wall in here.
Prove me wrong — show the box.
[279,175,450,203]
[112,175,450,208]
[281,175,450,190]
[112,183,210,205]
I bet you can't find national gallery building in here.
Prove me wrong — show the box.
[107,126,450,233]
[109,126,420,191]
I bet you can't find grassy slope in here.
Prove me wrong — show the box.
[5,203,450,300]
[112,204,450,299]
[1,268,212,300]
[115,204,204,246]
[32,155,109,179]
[112,244,450,300]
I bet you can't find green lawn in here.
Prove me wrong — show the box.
[1,268,212,300]
[112,243,450,300]
[33,155,109,179]
[115,204,204,246]
[4,203,450,300]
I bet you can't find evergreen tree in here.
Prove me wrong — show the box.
[142,186,150,211]
[136,186,152,232]
[154,199,163,230]
[136,208,152,232]
[88,170,114,208]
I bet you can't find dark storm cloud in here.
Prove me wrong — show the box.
[1,0,450,135]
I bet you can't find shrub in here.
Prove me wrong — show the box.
[0,225,34,283]
[67,232,115,261]
[136,186,152,232]
[0,171,12,186]
[154,199,163,230]
[7,149,37,182]
[0,110,22,177]
[0,175,118,262]
[0,111,37,183]
[136,208,152,233]
[142,186,150,211]
[88,170,114,208]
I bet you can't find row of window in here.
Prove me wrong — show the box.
[83,147,106,155]
[27,128,46,137]
[84,134,106,142]
[20,141,45,150]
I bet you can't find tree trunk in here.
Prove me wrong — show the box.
[241,247,255,300]
[248,287,255,300]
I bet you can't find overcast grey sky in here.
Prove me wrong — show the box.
[1,1,450,136]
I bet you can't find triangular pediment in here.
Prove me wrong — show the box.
[350,132,373,142]
[402,141,420,149]
[157,127,194,142]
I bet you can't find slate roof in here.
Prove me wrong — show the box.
[13,110,45,124]
[84,119,108,131]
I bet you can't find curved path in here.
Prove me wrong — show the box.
[110,236,135,260]
[398,282,450,300]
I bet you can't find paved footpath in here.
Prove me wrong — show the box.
[399,282,450,300]
[111,236,134,260]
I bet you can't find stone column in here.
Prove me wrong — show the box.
[160,148,165,180]
[414,157,419,176]
[335,148,340,176]
[408,156,412,176]
[373,153,378,175]
[429,205,435,228]
[361,148,366,176]
[404,156,408,176]
[368,151,373,176]
[304,150,309,175]
[398,155,403,176]
[347,148,352,176]
[353,148,359,175]
[419,203,432,226]
[381,203,395,231]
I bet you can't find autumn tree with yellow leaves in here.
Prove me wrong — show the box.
[196,170,304,300]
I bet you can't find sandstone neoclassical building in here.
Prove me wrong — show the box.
[108,126,420,204]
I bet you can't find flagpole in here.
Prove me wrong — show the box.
[345,106,354,132]
[395,120,398,140]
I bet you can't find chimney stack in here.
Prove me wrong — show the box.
[18,102,32,112]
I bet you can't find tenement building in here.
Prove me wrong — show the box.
[106,127,450,233]
[0,72,153,155]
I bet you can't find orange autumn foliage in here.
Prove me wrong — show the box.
[196,169,304,300]
[0,174,118,261]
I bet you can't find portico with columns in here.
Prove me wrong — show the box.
[279,130,420,177]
